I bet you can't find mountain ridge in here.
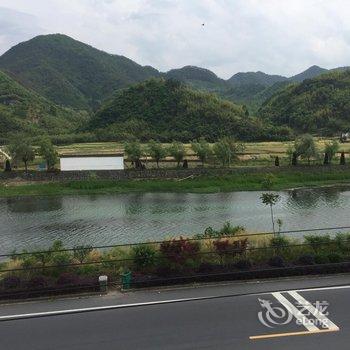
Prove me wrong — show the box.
[0,33,344,112]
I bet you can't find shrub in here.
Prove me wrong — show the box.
[327,253,343,263]
[73,245,93,264]
[160,238,200,268]
[304,235,331,253]
[197,262,216,273]
[2,276,21,290]
[261,173,276,190]
[219,222,243,236]
[314,254,329,264]
[213,240,231,256]
[196,223,244,238]
[213,239,248,264]
[57,273,80,286]
[132,245,157,271]
[235,259,252,270]
[26,276,50,289]
[298,254,315,265]
[269,236,290,249]
[101,247,131,274]
[268,256,285,267]
[33,251,52,267]
[21,254,37,269]
[334,233,350,253]
[51,252,72,267]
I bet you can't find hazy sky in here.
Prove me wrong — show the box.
[0,0,350,79]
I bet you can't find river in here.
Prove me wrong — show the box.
[1,186,350,253]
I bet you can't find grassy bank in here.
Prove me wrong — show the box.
[1,167,350,197]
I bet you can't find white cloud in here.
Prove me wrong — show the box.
[0,0,350,78]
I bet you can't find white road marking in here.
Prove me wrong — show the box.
[288,291,339,331]
[271,292,319,331]
[0,297,207,321]
[295,285,350,293]
[0,283,348,322]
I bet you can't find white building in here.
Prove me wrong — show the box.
[60,154,124,171]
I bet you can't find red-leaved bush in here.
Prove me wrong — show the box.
[160,237,200,266]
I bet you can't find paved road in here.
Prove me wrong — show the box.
[1,275,350,349]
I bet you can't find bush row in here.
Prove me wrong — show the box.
[1,226,350,295]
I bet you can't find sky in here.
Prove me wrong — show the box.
[0,0,350,79]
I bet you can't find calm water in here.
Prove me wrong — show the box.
[1,187,350,253]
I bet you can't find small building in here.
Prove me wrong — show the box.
[60,154,124,171]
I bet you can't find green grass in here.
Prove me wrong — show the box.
[1,168,350,197]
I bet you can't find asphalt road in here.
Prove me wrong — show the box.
[1,275,350,349]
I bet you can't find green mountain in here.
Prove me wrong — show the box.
[165,66,229,92]
[0,70,87,141]
[258,70,350,134]
[88,78,289,142]
[225,67,332,113]
[227,71,287,87]
[289,65,328,83]
[0,33,339,115]
[0,34,160,110]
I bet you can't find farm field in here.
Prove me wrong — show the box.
[56,138,346,156]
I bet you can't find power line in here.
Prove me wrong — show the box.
[1,238,349,274]
[1,225,350,259]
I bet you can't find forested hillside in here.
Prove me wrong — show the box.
[0,70,88,142]
[258,70,350,134]
[0,34,160,110]
[1,33,349,143]
[165,66,229,92]
[88,78,291,141]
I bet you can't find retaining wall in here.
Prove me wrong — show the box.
[1,165,350,182]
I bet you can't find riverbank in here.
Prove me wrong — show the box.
[1,167,350,197]
[1,229,350,300]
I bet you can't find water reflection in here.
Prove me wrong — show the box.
[6,196,63,213]
[287,187,343,211]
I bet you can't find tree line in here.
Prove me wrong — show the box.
[3,136,57,172]
[1,134,347,172]
[285,134,345,166]
[125,137,245,169]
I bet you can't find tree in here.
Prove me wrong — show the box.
[260,193,280,234]
[124,140,143,169]
[292,152,298,166]
[294,134,318,165]
[191,138,212,166]
[4,159,11,172]
[286,145,294,165]
[38,138,58,171]
[73,245,93,264]
[168,142,185,167]
[147,140,166,168]
[340,151,346,165]
[274,156,280,166]
[276,218,283,234]
[213,137,245,167]
[7,137,35,172]
[324,140,339,164]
